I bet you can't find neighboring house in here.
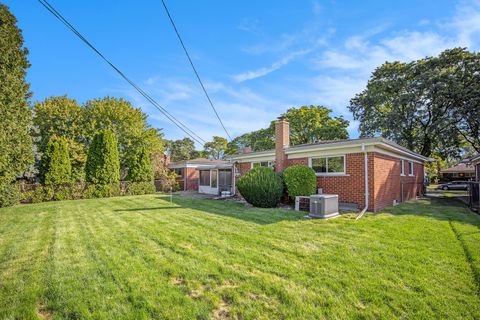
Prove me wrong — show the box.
[169,158,235,195]
[439,163,475,181]
[230,117,431,212]
[470,154,480,181]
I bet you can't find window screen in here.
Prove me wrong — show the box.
[199,170,210,186]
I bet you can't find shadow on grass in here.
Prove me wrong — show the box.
[381,196,480,228]
[155,195,305,225]
[115,207,182,212]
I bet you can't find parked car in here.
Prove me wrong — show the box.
[437,181,468,191]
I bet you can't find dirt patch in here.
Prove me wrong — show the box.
[37,302,52,320]
[170,277,187,286]
[213,300,230,319]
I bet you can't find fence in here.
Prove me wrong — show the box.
[468,182,480,212]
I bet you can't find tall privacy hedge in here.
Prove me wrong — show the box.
[40,136,72,185]
[237,166,283,208]
[282,165,317,199]
[0,4,33,207]
[85,129,120,185]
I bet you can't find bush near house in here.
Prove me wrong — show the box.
[282,165,317,199]
[237,166,283,207]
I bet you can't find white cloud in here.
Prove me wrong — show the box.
[232,49,311,82]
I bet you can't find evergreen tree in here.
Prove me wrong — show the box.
[85,129,120,185]
[40,136,72,185]
[0,4,33,206]
[126,147,153,182]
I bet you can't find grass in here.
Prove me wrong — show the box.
[1,194,480,319]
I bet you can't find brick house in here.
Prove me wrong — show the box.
[230,117,431,212]
[439,163,476,181]
[169,158,235,195]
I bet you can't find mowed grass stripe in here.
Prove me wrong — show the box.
[0,195,480,318]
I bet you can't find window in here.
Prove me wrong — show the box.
[199,170,210,186]
[310,156,345,175]
[408,161,414,176]
[211,170,218,188]
[173,168,184,177]
[252,161,275,169]
[400,160,405,176]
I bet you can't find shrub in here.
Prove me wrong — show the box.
[237,167,283,208]
[0,183,19,207]
[83,183,120,199]
[126,147,153,182]
[31,185,54,203]
[282,165,317,199]
[41,136,72,185]
[85,129,120,185]
[125,181,156,196]
[53,184,76,201]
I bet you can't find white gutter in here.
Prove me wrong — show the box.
[356,143,369,221]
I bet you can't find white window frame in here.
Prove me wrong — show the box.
[408,161,414,176]
[400,160,405,176]
[309,155,346,176]
[210,169,218,188]
[251,161,274,169]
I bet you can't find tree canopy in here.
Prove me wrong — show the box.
[166,138,196,162]
[204,136,228,159]
[349,48,480,157]
[32,95,164,180]
[0,4,33,188]
[228,105,349,153]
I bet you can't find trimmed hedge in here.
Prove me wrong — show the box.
[237,166,283,208]
[282,165,317,199]
[0,183,20,207]
[125,181,156,196]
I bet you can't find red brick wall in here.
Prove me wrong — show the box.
[372,154,424,212]
[287,158,308,166]
[314,153,374,211]
[238,163,251,175]
[185,167,199,191]
[275,120,290,172]
[237,152,425,212]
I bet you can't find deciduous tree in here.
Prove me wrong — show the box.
[166,138,196,161]
[349,48,480,157]
[204,136,228,159]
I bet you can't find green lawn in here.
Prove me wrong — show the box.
[1,195,480,319]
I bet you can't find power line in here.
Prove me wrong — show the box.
[160,0,232,141]
[38,0,207,145]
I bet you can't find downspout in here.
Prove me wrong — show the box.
[232,162,236,196]
[356,143,369,221]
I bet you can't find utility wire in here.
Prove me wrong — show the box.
[160,0,232,141]
[38,0,207,145]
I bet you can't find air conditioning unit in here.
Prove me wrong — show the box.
[309,194,340,219]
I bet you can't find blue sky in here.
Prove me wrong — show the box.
[5,0,480,146]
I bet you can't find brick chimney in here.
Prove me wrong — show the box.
[275,116,290,172]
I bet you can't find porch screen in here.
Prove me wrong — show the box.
[199,170,210,186]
